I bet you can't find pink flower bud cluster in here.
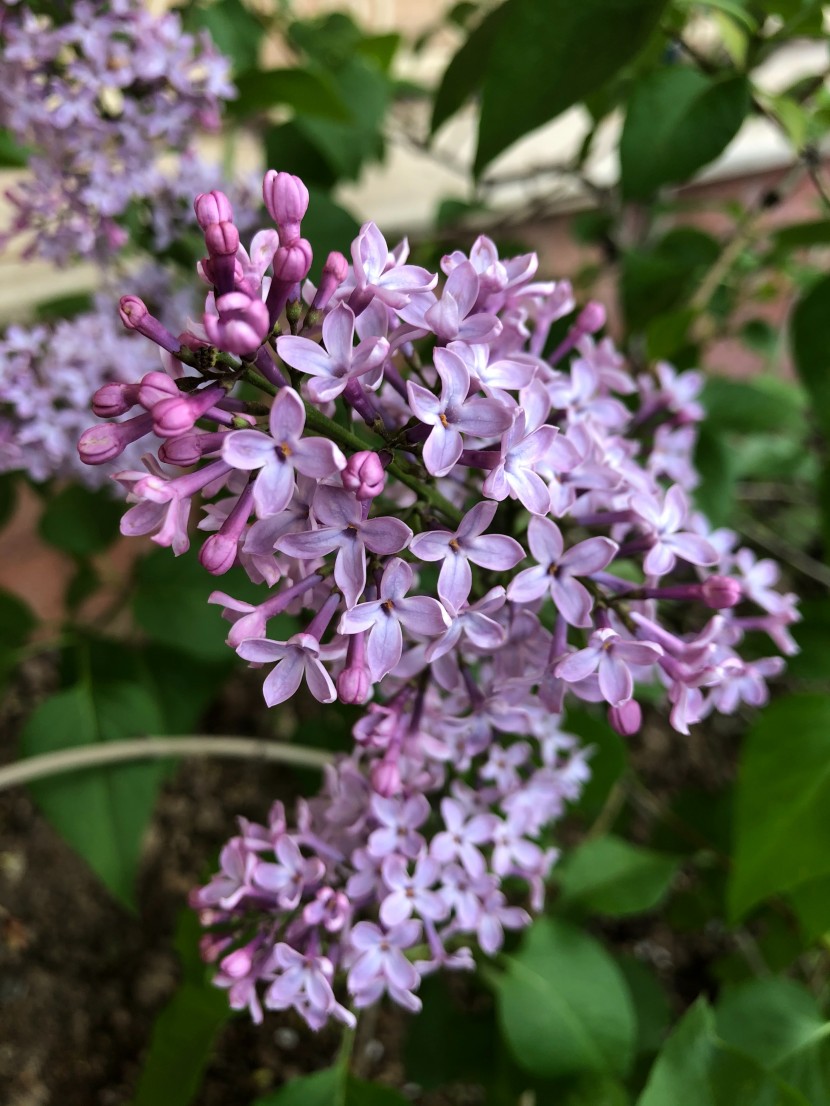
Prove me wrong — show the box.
[0,1,235,263]
[81,169,799,1029]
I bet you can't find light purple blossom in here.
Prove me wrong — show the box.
[410,500,524,608]
[339,558,450,680]
[237,633,337,706]
[277,303,389,403]
[555,628,664,706]
[222,387,345,517]
[407,348,513,477]
[507,515,617,627]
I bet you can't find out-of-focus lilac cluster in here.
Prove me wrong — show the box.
[0,271,197,487]
[80,171,798,1029]
[0,0,234,263]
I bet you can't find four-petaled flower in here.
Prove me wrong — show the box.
[407,347,513,477]
[507,515,618,627]
[222,387,345,518]
[237,632,337,706]
[339,558,450,680]
[555,628,664,706]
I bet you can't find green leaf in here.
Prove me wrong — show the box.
[788,875,830,943]
[621,69,749,199]
[716,977,830,1105]
[621,227,719,332]
[295,58,390,181]
[729,694,830,921]
[355,33,400,73]
[404,974,498,1089]
[230,67,351,121]
[557,836,679,918]
[133,546,260,662]
[132,981,230,1106]
[0,588,36,650]
[616,957,671,1057]
[39,485,124,557]
[694,423,738,528]
[564,707,628,819]
[492,917,636,1079]
[0,127,29,167]
[19,681,166,907]
[33,291,95,321]
[190,0,262,72]
[253,1069,408,1106]
[638,999,811,1106]
[701,376,805,437]
[791,273,830,440]
[770,219,830,253]
[431,3,510,134]
[474,0,669,174]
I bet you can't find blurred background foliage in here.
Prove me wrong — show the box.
[3,1,830,1104]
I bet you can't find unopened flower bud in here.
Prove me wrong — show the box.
[78,412,153,465]
[311,250,349,312]
[608,699,642,736]
[151,384,224,438]
[577,301,606,334]
[337,663,372,705]
[702,575,742,609]
[370,758,401,798]
[194,190,234,229]
[262,171,309,240]
[138,371,178,410]
[342,450,386,501]
[205,220,240,257]
[92,381,140,418]
[200,531,239,575]
[203,292,270,356]
[119,296,181,353]
[272,239,313,285]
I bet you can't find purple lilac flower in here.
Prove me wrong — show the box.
[83,168,798,1034]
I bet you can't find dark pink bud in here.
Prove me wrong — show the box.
[119,295,148,330]
[194,190,234,229]
[577,301,606,334]
[262,170,309,239]
[203,292,270,357]
[138,371,178,410]
[119,296,181,354]
[200,532,239,575]
[342,450,386,501]
[370,759,401,798]
[311,251,349,312]
[152,384,225,438]
[702,575,743,609]
[78,412,153,465]
[205,220,239,257]
[337,663,372,705]
[92,382,140,418]
[272,239,313,284]
[608,699,642,736]
[158,431,225,467]
[198,934,232,963]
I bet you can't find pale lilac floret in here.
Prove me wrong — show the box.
[630,485,719,576]
[237,633,337,706]
[367,794,431,860]
[338,558,450,680]
[398,261,502,344]
[379,853,448,927]
[555,628,664,706]
[507,515,618,627]
[407,348,513,477]
[350,222,437,310]
[253,835,325,909]
[482,408,560,515]
[347,919,423,1012]
[265,945,355,1029]
[222,387,345,517]
[431,797,498,879]
[277,485,411,609]
[276,302,389,403]
[410,500,524,609]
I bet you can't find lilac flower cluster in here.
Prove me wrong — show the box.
[80,171,798,1028]
[0,0,234,263]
